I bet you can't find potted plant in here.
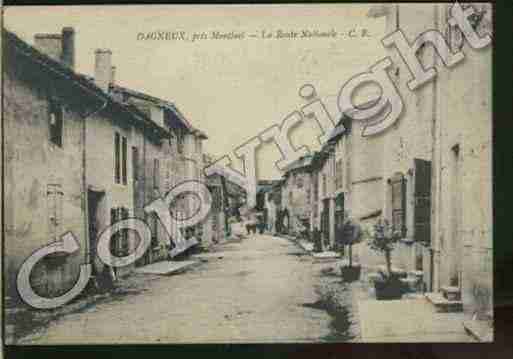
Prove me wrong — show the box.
[368,219,404,300]
[312,227,323,253]
[340,215,362,282]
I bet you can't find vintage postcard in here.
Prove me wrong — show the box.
[2,3,493,344]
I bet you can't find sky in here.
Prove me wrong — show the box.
[4,4,386,180]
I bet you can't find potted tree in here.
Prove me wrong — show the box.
[340,215,362,282]
[368,219,404,300]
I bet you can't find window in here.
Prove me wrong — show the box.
[313,172,319,202]
[132,147,139,181]
[114,132,127,185]
[413,159,432,244]
[209,186,223,212]
[114,133,120,183]
[335,159,344,190]
[153,158,160,190]
[122,136,127,185]
[390,173,407,236]
[322,174,327,196]
[296,176,304,188]
[49,98,63,147]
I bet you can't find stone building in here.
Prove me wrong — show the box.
[279,155,314,236]
[324,7,492,332]
[3,27,212,306]
[366,3,493,340]
[203,154,233,245]
[108,85,209,261]
[3,28,102,303]
[310,147,336,250]
[430,3,493,337]
[81,50,172,278]
[256,180,281,232]
[266,180,283,233]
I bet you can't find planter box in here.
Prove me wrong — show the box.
[340,265,361,282]
[374,277,403,300]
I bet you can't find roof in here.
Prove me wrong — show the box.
[281,154,314,174]
[257,180,281,194]
[111,85,208,139]
[325,96,383,144]
[3,29,106,111]
[311,150,331,169]
[3,29,169,138]
[326,119,348,143]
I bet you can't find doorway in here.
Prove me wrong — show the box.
[87,189,105,276]
[321,198,330,246]
[334,193,345,250]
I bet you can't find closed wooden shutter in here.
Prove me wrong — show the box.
[114,133,120,183]
[122,136,127,185]
[390,173,407,236]
[110,208,119,255]
[414,159,432,244]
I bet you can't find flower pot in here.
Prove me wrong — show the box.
[374,277,403,300]
[340,265,361,282]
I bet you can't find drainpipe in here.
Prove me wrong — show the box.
[220,175,230,236]
[81,99,108,264]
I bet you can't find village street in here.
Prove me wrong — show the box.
[17,233,359,344]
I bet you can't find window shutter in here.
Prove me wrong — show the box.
[49,98,63,147]
[110,208,118,255]
[390,173,407,237]
[413,159,432,244]
[132,146,139,181]
[114,133,120,184]
[121,207,130,255]
[122,136,127,185]
[153,158,160,189]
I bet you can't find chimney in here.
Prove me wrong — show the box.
[61,27,75,69]
[110,66,116,86]
[94,49,112,92]
[34,33,62,62]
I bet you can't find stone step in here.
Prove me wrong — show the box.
[441,286,461,301]
[297,240,314,252]
[134,260,199,275]
[425,292,463,313]
[312,251,340,258]
[463,319,493,342]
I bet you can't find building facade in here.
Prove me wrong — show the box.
[364,2,493,338]
[3,28,98,302]
[279,155,313,236]
[310,147,336,250]
[430,3,493,327]
[3,27,213,306]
